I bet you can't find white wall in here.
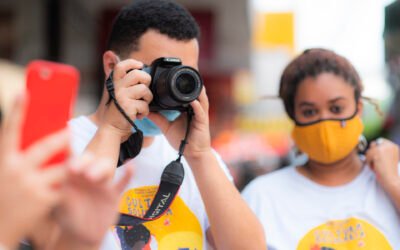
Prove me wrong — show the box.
[250,0,395,99]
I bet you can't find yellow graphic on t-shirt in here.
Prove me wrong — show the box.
[298,217,392,250]
[114,185,203,250]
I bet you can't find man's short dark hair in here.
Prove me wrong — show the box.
[107,0,200,58]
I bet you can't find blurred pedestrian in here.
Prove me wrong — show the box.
[0,94,133,250]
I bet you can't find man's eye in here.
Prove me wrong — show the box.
[330,105,343,114]
[302,109,317,117]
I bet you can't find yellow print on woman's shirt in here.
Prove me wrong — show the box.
[112,185,203,250]
[298,217,392,250]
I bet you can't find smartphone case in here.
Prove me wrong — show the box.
[21,60,79,166]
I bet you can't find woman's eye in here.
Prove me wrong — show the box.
[330,105,343,114]
[302,109,317,117]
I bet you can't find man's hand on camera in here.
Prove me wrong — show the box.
[102,59,153,140]
[148,87,212,160]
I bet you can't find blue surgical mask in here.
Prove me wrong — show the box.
[133,110,181,136]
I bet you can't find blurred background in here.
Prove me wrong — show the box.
[0,0,399,190]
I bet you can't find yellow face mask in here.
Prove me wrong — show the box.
[292,115,364,164]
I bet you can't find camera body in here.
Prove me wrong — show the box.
[142,57,203,111]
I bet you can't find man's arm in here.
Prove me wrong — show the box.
[83,124,125,168]
[186,151,266,250]
[82,58,152,164]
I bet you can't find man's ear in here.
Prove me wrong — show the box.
[103,51,119,78]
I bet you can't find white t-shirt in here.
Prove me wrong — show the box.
[242,163,400,250]
[69,116,232,250]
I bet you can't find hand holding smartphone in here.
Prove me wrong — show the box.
[20,60,79,167]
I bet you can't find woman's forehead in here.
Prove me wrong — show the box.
[295,73,355,103]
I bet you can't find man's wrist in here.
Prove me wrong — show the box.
[185,149,214,167]
[98,123,131,143]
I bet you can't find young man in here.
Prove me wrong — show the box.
[69,0,265,249]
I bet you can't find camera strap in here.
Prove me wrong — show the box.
[118,159,185,226]
[105,71,144,165]
[105,71,192,226]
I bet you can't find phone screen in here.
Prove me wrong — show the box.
[20,60,79,167]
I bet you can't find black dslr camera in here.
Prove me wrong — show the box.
[142,57,203,111]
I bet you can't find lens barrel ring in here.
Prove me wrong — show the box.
[168,66,203,103]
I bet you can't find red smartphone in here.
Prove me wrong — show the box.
[20,60,79,167]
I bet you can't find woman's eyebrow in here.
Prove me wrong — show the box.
[298,101,315,107]
[328,97,345,103]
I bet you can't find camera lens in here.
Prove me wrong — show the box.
[170,67,202,104]
[176,74,196,94]
[149,63,203,111]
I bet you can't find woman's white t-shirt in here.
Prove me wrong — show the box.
[242,164,400,250]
